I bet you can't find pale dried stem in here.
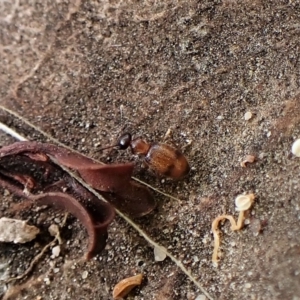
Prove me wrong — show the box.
[211,212,246,265]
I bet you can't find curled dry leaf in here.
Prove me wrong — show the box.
[240,155,256,167]
[113,274,143,299]
[0,142,156,259]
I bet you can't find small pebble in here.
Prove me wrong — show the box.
[292,139,300,157]
[244,283,252,289]
[3,189,10,196]
[44,277,51,285]
[193,256,199,262]
[48,224,59,237]
[0,217,40,243]
[154,245,167,262]
[52,245,61,258]
[195,295,207,300]
[82,270,88,279]
[244,111,252,121]
[53,268,60,273]
[244,219,250,225]
[249,218,262,236]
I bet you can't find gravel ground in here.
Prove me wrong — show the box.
[0,1,300,299]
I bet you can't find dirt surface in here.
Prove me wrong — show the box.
[0,1,300,299]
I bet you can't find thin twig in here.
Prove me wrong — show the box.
[0,122,28,141]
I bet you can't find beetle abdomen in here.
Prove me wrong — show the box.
[145,143,190,179]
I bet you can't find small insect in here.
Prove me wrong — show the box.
[99,133,190,180]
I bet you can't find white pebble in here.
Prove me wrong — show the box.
[0,217,40,243]
[195,295,207,300]
[82,270,88,279]
[48,224,59,237]
[154,245,167,262]
[52,245,61,258]
[292,139,300,157]
[244,283,252,289]
[244,111,252,121]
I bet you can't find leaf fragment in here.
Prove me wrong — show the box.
[113,274,143,299]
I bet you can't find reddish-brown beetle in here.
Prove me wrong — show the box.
[99,133,190,180]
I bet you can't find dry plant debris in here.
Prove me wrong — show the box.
[240,155,256,167]
[0,141,156,259]
[112,273,143,299]
[211,193,256,266]
[0,217,40,243]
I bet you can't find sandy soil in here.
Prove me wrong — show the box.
[0,1,300,299]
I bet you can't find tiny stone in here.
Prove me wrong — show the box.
[54,218,61,224]
[154,245,167,262]
[82,270,88,279]
[292,139,300,157]
[249,218,262,236]
[244,111,252,121]
[44,277,51,285]
[195,295,207,300]
[202,236,209,244]
[244,219,250,225]
[48,224,59,237]
[52,245,61,258]
[0,217,40,243]
[245,283,252,289]
[53,268,60,273]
